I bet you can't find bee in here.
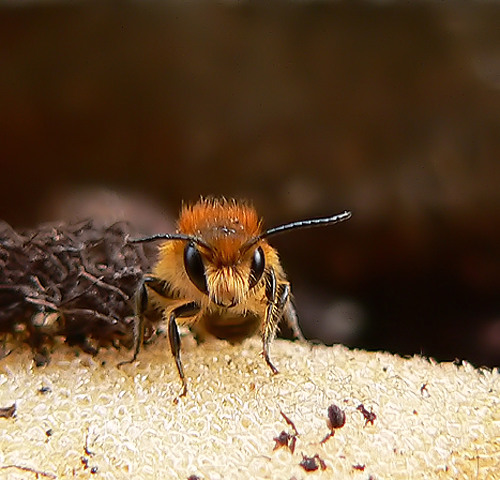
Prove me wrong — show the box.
[122,198,351,396]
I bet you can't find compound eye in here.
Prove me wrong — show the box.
[183,242,208,294]
[249,246,265,289]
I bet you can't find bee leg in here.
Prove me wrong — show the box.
[263,272,302,374]
[168,314,186,397]
[281,286,306,342]
[118,277,150,367]
[168,302,200,397]
[118,275,178,367]
[262,268,280,375]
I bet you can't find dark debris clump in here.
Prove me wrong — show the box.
[299,454,327,472]
[0,220,157,364]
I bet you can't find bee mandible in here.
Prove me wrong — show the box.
[121,198,351,396]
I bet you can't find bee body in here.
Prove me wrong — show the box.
[123,198,351,397]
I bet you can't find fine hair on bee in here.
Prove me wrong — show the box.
[119,198,351,397]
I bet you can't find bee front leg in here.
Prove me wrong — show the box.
[262,268,282,375]
[262,270,300,374]
[168,302,200,397]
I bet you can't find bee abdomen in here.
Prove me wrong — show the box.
[196,310,261,343]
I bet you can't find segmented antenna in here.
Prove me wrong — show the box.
[261,210,352,239]
[127,233,210,249]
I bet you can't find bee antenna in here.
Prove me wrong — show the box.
[127,233,210,249]
[261,210,352,239]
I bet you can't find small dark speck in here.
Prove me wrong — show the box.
[321,404,346,443]
[300,456,317,472]
[327,404,346,429]
[187,476,201,480]
[38,386,51,394]
[357,404,376,426]
[90,466,98,474]
[352,464,365,471]
[0,403,16,418]
[274,411,299,453]
[273,430,296,453]
[420,383,430,397]
[45,428,53,437]
[299,454,326,472]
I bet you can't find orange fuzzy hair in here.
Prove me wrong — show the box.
[177,198,263,266]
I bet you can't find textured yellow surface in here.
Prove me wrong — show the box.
[0,336,498,479]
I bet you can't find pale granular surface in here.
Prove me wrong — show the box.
[0,337,498,479]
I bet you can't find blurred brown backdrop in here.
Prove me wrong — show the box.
[1,1,499,367]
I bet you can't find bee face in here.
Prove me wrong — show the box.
[170,198,267,308]
[182,237,266,308]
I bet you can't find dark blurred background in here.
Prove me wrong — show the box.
[1,1,499,367]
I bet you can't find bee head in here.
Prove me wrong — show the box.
[182,239,265,307]
[129,197,351,308]
[174,198,265,307]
